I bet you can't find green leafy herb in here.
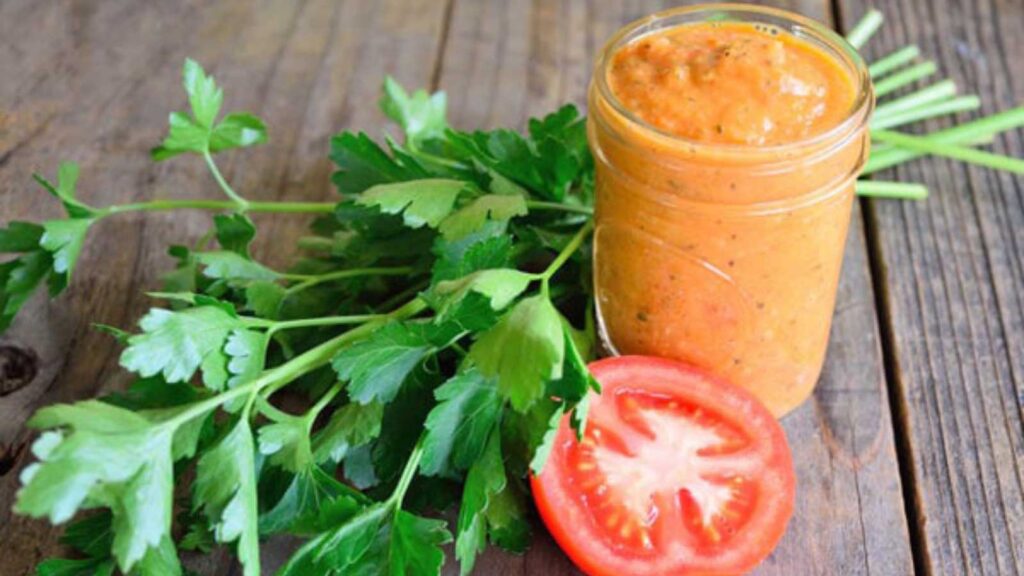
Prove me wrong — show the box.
[470,295,565,412]
[152,59,267,162]
[194,418,261,576]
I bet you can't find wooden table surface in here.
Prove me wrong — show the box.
[1,1,1021,574]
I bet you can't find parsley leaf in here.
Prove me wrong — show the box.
[438,194,528,241]
[36,557,116,576]
[195,250,280,282]
[433,268,533,315]
[380,76,447,144]
[193,418,261,576]
[281,505,451,576]
[357,179,467,229]
[278,502,390,575]
[431,231,512,284]
[15,401,186,572]
[257,414,314,473]
[362,510,451,575]
[0,163,100,321]
[330,132,429,195]
[0,220,44,252]
[120,303,245,389]
[183,58,222,128]
[483,481,532,554]
[0,229,51,331]
[162,245,199,295]
[455,430,506,575]
[548,326,601,439]
[31,162,99,219]
[529,403,565,474]
[445,104,589,201]
[40,218,94,277]
[469,295,565,412]
[332,321,458,405]
[152,59,267,160]
[313,400,384,464]
[214,213,257,257]
[225,328,267,388]
[244,280,286,319]
[35,513,117,576]
[259,468,362,536]
[421,369,502,477]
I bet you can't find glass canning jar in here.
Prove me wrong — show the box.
[589,4,873,416]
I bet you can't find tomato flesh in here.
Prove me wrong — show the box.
[532,356,795,576]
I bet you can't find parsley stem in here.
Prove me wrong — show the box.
[167,298,427,429]
[255,395,292,423]
[296,236,336,252]
[377,280,430,312]
[306,381,344,422]
[538,221,593,297]
[408,142,466,171]
[258,297,428,400]
[539,222,594,282]
[856,180,929,199]
[868,45,921,78]
[389,436,426,509]
[864,107,1024,174]
[845,9,884,49]
[105,199,336,215]
[871,129,1024,173]
[283,266,417,294]
[263,314,387,331]
[526,200,594,216]
[204,151,249,210]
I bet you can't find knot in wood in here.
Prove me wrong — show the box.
[0,345,39,396]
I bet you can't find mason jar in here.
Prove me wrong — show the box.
[590,4,873,416]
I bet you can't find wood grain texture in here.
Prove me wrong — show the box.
[839,1,1024,574]
[0,0,450,574]
[437,1,912,573]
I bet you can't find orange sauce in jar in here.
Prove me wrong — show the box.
[590,6,872,416]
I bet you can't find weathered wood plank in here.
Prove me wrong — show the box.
[0,1,451,574]
[839,0,1024,574]
[437,1,913,574]
[0,2,278,571]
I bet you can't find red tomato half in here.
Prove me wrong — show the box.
[532,356,795,576]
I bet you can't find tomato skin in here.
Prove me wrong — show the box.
[531,356,795,576]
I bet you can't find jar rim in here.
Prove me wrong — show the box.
[593,3,873,155]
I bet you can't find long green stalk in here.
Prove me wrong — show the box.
[872,97,981,130]
[105,199,336,215]
[204,151,249,210]
[868,45,921,78]
[871,129,1024,174]
[874,62,937,97]
[864,108,1024,174]
[856,180,929,199]
[846,10,884,49]
[873,80,957,120]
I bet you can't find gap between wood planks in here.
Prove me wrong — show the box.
[830,0,930,573]
[430,0,458,93]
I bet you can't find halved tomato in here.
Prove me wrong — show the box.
[532,356,795,576]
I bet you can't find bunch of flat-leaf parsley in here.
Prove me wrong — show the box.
[6,60,597,576]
